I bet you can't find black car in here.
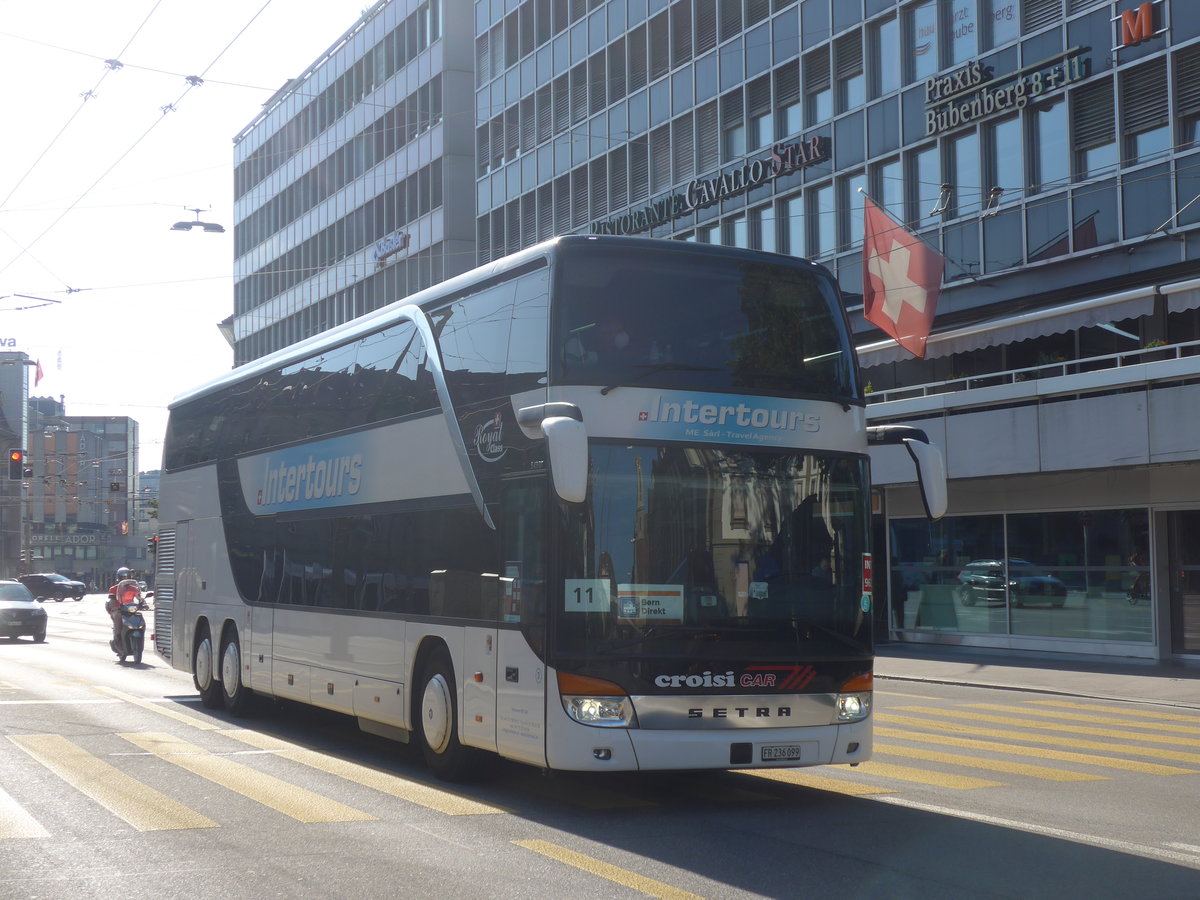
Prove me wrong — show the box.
[0,580,47,641]
[18,573,87,602]
[956,559,1068,608]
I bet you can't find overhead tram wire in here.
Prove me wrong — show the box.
[0,1,165,215]
[0,0,275,282]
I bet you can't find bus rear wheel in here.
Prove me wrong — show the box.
[417,647,475,781]
[219,630,253,716]
[193,626,223,709]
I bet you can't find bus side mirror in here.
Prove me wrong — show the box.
[518,402,589,503]
[543,416,589,503]
[867,425,948,520]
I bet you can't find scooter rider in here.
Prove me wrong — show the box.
[106,567,141,649]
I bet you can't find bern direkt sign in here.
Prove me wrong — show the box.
[924,48,1088,137]
[590,136,829,236]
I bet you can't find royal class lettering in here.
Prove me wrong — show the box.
[688,706,793,719]
[642,397,820,432]
[474,413,505,462]
[257,453,363,506]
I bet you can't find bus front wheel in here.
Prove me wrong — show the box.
[417,647,473,781]
[193,626,223,710]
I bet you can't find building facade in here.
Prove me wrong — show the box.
[229,0,478,365]
[230,0,1200,661]
[26,400,145,589]
[467,0,1200,663]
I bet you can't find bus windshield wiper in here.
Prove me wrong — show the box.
[797,620,869,655]
[601,362,723,395]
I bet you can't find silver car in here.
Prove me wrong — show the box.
[0,580,48,641]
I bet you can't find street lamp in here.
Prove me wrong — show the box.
[170,207,225,233]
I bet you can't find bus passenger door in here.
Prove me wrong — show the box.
[494,477,549,768]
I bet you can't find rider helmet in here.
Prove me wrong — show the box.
[116,567,131,579]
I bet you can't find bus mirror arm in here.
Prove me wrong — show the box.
[517,403,589,504]
[867,425,948,521]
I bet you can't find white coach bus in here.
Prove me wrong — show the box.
[153,235,944,779]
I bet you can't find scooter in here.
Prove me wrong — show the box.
[111,599,148,664]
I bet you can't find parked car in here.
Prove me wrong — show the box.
[18,573,87,602]
[957,559,1068,608]
[0,580,47,641]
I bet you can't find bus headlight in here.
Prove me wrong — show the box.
[835,672,873,723]
[557,672,637,728]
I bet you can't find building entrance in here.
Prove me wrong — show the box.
[1167,510,1200,655]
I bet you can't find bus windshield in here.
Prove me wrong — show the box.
[553,243,858,401]
[553,444,871,663]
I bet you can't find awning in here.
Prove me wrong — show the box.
[1161,276,1200,315]
[856,285,1158,367]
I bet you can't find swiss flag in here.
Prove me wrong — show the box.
[34,360,44,387]
[862,197,945,358]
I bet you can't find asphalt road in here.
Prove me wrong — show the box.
[1,594,1198,900]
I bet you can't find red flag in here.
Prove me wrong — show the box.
[34,360,44,386]
[862,197,945,358]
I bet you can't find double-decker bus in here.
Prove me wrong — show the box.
[154,235,945,779]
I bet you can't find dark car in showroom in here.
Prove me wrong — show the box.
[0,580,47,641]
[18,573,87,602]
[956,559,1068,608]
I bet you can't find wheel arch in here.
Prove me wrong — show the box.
[410,635,452,728]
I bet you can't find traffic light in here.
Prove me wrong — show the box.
[147,535,158,557]
[7,449,23,480]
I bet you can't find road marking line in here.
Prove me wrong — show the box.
[1028,700,1200,722]
[514,839,706,900]
[120,732,375,824]
[218,729,508,816]
[739,769,896,795]
[873,742,1106,782]
[0,699,121,705]
[874,797,1200,869]
[852,760,1003,789]
[0,784,49,839]
[9,734,218,832]
[891,705,1200,749]
[878,715,1200,771]
[965,703,1200,736]
[95,686,220,730]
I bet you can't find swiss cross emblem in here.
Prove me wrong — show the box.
[638,411,649,421]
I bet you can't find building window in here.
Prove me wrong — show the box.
[986,116,1023,204]
[983,0,1019,48]
[724,213,749,248]
[950,130,980,216]
[870,16,901,98]
[1031,100,1068,193]
[872,157,904,219]
[720,90,745,162]
[1121,60,1169,165]
[840,172,867,251]
[1176,44,1200,150]
[784,193,804,257]
[804,49,832,125]
[746,76,772,150]
[907,0,939,83]
[809,182,835,257]
[749,203,776,253]
[910,143,941,229]
[947,0,977,65]
[1072,78,1117,180]
[835,32,864,113]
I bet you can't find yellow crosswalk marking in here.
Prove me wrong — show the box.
[515,839,707,900]
[219,729,508,815]
[0,784,49,839]
[891,706,1200,749]
[878,715,1200,771]
[95,686,220,730]
[10,734,218,831]
[873,741,1107,782]
[1027,700,1200,723]
[740,769,896,796]
[964,703,1200,736]
[120,732,375,824]
[852,760,1004,789]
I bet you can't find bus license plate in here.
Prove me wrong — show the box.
[760,744,804,761]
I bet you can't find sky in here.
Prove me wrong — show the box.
[0,0,371,469]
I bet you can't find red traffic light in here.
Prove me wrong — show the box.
[8,450,21,462]
[7,448,24,480]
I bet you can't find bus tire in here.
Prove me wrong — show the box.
[219,629,253,716]
[193,625,223,710]
[417,646,474,781]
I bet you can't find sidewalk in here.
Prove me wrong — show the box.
[874,643,1200,710]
